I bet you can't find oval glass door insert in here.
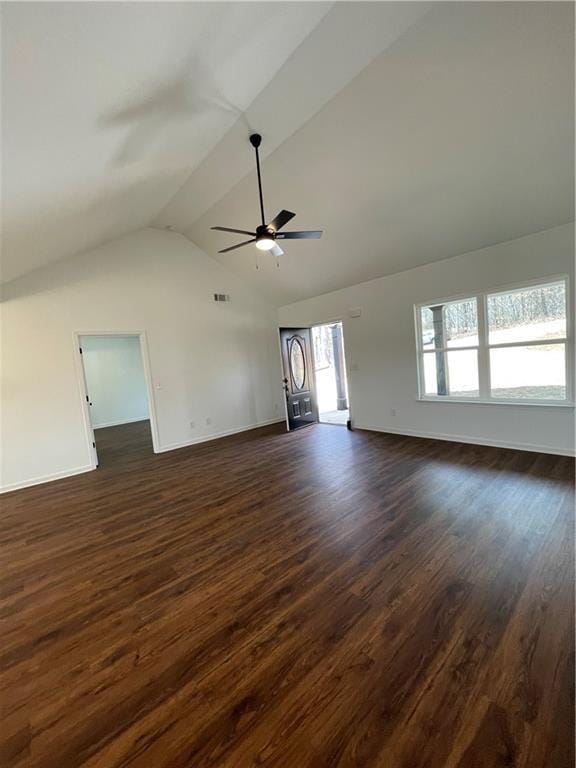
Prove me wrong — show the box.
[289,338,306,390]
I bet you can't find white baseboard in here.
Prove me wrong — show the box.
[353,423,576,457]
[157,418,286,454]
[94,416,149,429]
[0,464,95,495]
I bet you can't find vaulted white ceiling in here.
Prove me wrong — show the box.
[185,2,574,304]
[1,1,332,282]
[2,2,573,305]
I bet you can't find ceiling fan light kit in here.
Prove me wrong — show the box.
[255,227,275,251]
[211,133,322,259]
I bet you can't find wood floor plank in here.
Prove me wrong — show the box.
[1,420,573,767]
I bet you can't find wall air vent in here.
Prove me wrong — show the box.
[213,293,231,303]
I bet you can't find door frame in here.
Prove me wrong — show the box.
[73,330,160,469]
[309,318,351,424]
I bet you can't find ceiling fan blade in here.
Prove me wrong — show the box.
[270,244,284,257]
[218,238,256,254]
[276,231,322,240]
[211,226,256,236]
[269,209,295,232]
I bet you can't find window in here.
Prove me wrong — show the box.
[487,281,567,401]
[416,278,571,404]
[419,298,479,397]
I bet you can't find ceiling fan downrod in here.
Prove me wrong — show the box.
[249,133,266,227]
[210,133,323,256]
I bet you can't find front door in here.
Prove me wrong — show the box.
[280,328,319,430]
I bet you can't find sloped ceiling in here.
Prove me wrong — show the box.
[2,2,573,306]
[1,1,332,282]
[185,2,575,305]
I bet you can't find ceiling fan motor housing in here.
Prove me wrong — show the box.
[256,224,276,240]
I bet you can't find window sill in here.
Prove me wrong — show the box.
[417,397,575,408]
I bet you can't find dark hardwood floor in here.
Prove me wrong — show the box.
[1,420,574,767]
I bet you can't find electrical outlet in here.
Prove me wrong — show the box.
[273,403,279,413]
[190,420,195,429]
[206,417,212,426]
[391,408,397,417]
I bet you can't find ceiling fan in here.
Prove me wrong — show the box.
[211,133,322,258]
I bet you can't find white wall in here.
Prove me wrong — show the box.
[279,224,575,456]
[1,229,283,491]
[80,335,149,428]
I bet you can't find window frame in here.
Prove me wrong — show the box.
[414,275,573,406]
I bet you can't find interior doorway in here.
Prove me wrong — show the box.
[311,322,350,426]
[77,333,157,467]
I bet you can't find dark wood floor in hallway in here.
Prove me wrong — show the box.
[1,420,574,768]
